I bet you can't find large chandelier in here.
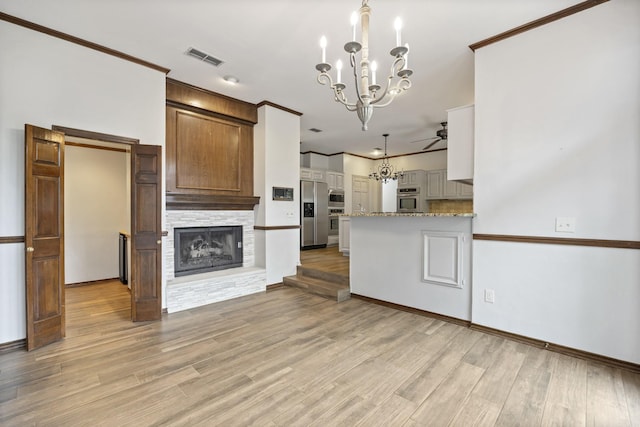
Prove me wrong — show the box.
[315,0,412,131]
[369,134,403,183]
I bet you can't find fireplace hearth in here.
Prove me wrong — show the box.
[174,226,243,276]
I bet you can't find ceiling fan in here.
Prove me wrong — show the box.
[410,121,448,151]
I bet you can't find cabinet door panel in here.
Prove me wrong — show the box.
[459,183,474,198]
[327,172,336,189]
[426,171,443,199]
[443,178,458,198]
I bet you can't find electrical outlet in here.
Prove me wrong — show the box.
[484,289,495,303]
[555,217,576,233]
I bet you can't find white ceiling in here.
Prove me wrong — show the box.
[1,0,579,157]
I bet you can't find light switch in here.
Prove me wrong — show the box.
[484,289,495,303]
[555,217,576,233]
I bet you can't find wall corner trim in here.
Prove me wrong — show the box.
[257,101,303,117]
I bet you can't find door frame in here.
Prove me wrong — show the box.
[51,127,162,320]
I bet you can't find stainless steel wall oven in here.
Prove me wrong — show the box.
[328,208,343,236]
[397,187,425,213]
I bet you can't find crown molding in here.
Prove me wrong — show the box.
[469,0,609,51]
[0,12,170,74]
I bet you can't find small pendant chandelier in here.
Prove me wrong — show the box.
[315,0,413,131]
[369,134,403,183]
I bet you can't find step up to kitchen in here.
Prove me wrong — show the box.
[295,265,349,287]
[283,273,350,302]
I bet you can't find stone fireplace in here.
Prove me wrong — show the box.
[165,211,266,313]
[164,80,265,313]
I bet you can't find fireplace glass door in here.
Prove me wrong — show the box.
[174,226,243,276]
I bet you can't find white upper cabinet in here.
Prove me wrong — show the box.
[398,170,426,187]
[447,104,474,182]
[326,171,344,191]
[301,168,325,182]
[426,169,473,200]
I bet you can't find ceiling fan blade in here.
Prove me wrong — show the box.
[422,139,441,151]
[409,136,439,144]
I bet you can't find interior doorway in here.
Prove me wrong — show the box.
[64,136,131,289]
[54,125,163,324]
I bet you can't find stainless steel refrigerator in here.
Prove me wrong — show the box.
[300,180,328,249]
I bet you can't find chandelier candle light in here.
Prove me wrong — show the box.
[315,0,413,131]
[369,134,404,183]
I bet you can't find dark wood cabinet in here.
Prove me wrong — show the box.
[166,79,259,210]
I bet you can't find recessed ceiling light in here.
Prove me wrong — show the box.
[223,75,239,84]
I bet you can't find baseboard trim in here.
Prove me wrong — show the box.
[266,283,285,291]
[470,323,640,374]
[0,339,26,354]
[350,294,471,328]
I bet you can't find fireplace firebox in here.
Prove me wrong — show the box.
[174,226,243,277]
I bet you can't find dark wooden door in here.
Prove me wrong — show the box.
[24,124,65,350]
[131,144,162,321]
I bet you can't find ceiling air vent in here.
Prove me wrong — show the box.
[186,47,224,67]
[309,128,323,133]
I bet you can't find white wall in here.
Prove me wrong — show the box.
[328,154,344,172]
[65,146,129,284]
[300,152,330,170]
[381,180,398,212]
[387,150,447,173]
[472,1,640,363]
[0,21,165,344]
[254,105,301,284]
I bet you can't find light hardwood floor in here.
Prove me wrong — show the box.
[299,246,349,278]
[1,277,639,426]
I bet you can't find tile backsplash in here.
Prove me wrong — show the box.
[428,199,473,214]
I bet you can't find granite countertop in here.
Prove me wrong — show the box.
[343,212,476,218]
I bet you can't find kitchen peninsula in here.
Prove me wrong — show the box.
[347,212,475,321]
